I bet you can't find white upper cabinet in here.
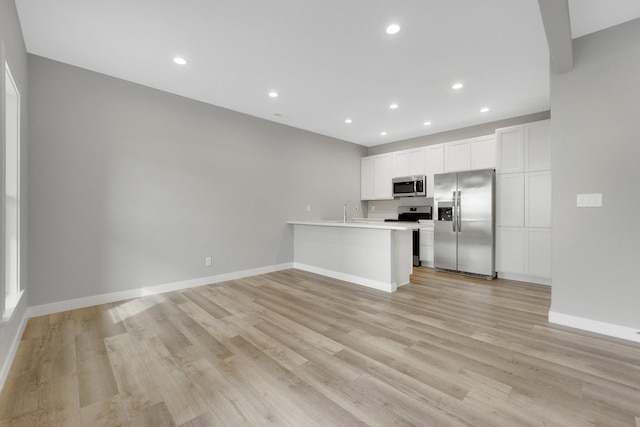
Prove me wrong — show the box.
[361,133,495,201]
[360,157,374,200]
[496,126,525,173]
[444,139,471,172]
[525,121,551,171]
[361,153,394,200]
[408,147,426,175]
[497,120,550,174]
[392,151,409,178]
[393,148,426,178]
[470,135,496,170]
[373,153,393,200]
[425,144,444,198]
[445,135,496,172]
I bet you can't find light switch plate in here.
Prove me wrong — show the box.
[577,193,602,207]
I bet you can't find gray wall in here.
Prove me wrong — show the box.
[0,0,29,383]
[367,111,550,156]
[28,55,366,306]
[550,19,640,328]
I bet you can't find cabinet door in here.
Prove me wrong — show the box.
[496,227,525,274]
[360,157,374,200]
[445,140,471,172]
[373,154,393,199]
[525,171,552,228]
[393,151,409,178]
[526,228,552,279]
[408,148,427,175]
[470,135,496,170]
[526,120,551,172]
[497,126,525,173]
[425,144,444,197]
[420,245,434,263]
[420,228,434,263]
[497,173,524,227]
[419,229,434,246]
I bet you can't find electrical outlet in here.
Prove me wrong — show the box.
[577,193,602,208]
[205,256,212,266]
[371,205,376,212]
[306,204,311,212]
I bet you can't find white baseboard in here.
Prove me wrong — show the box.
[497,272,551,286]
[28,263,294,318]
[293,262,396,292]
[0,307,29,392]
[548,311,640,343]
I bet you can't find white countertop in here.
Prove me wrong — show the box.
[287,219,422,231]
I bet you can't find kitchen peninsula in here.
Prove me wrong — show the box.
[287,220,420,292]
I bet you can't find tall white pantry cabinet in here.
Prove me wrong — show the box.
[496,120,552,285]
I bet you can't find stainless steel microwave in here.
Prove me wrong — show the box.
[392,175,426,198]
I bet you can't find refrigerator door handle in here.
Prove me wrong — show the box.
[452,191,457,232]
[457,190,462,231]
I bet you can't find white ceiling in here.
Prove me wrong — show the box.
[14,1,640,147]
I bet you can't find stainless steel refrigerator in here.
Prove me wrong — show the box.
[434,168,496,279]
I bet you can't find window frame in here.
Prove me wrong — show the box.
[1,54,23,323]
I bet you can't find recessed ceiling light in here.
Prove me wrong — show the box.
[269,91,279,98]
[380,131,387,136]
[452,83,463,90]
[389,103,399,109]
[345,118,353,124]
[386,24,401,35]
[480,107,490,113]
[173,57,187,65]
[424,121,432,126]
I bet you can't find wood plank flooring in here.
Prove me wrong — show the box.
[1,268,640,426]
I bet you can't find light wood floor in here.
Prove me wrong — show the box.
[1,268,640,426]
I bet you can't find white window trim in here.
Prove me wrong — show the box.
[1,59,23,324]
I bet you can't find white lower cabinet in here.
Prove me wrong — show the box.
[497,226,551,285]
[525,228,552,279]
[496,227,525,274]
[419,226,434,267]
